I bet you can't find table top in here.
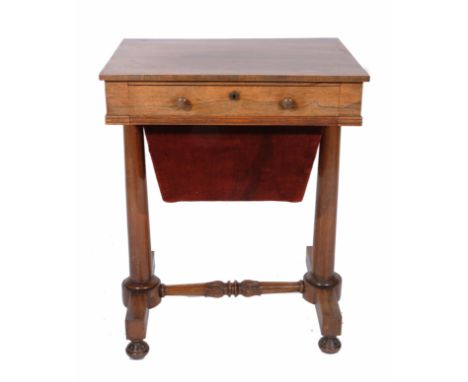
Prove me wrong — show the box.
[99,38,369,83]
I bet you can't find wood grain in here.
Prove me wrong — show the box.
[315,288,342,338]
[125,293,149,341]
[98,38,370,357]
[99,39,369,83]
[312,126,341,281]
[160,280,304,298]
[104,82,363,126]
[125,293,150,359]
[339,83,362,116]
[123,125,152,283]
[106,114,362,126]
[123,125,161,360]
[128,83,340,117]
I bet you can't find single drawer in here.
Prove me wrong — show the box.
[105,82,362,125]
[129,83,339,116]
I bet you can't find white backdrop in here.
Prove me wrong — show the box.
[0,0,467,381]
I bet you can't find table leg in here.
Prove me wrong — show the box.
[303,126,343,354]
[121,125,161,359]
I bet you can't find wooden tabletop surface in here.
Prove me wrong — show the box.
[100,39,369,83]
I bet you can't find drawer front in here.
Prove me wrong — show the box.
[128,84,340,117]
[104,82,363,125]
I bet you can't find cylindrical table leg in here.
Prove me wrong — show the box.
[303,126,343,354]
[124,125,152,283]
[122,125,161,359]
[312,125,341,282]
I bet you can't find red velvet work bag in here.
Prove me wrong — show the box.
[144,126,321,202]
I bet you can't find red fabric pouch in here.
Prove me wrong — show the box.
[144,126,321,202]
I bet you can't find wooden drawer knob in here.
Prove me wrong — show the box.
[280,97,296,110]
[176,96,192,110]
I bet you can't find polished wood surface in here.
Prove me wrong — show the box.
[312,126,341,281]
[99,39,369,83]
[104,82,363,126]
[303,246,342,354]
[160,280,304,298]
[100,38,369,359]
[129,84,340,116]
[123,125,152,283]
[122,126,161,359]
[107,114,361,127]
[304,126,344,353]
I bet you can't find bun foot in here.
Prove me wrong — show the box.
[126,340,150,360]
[318,336,341,354]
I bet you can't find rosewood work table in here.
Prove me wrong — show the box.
[99,38,369,359]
